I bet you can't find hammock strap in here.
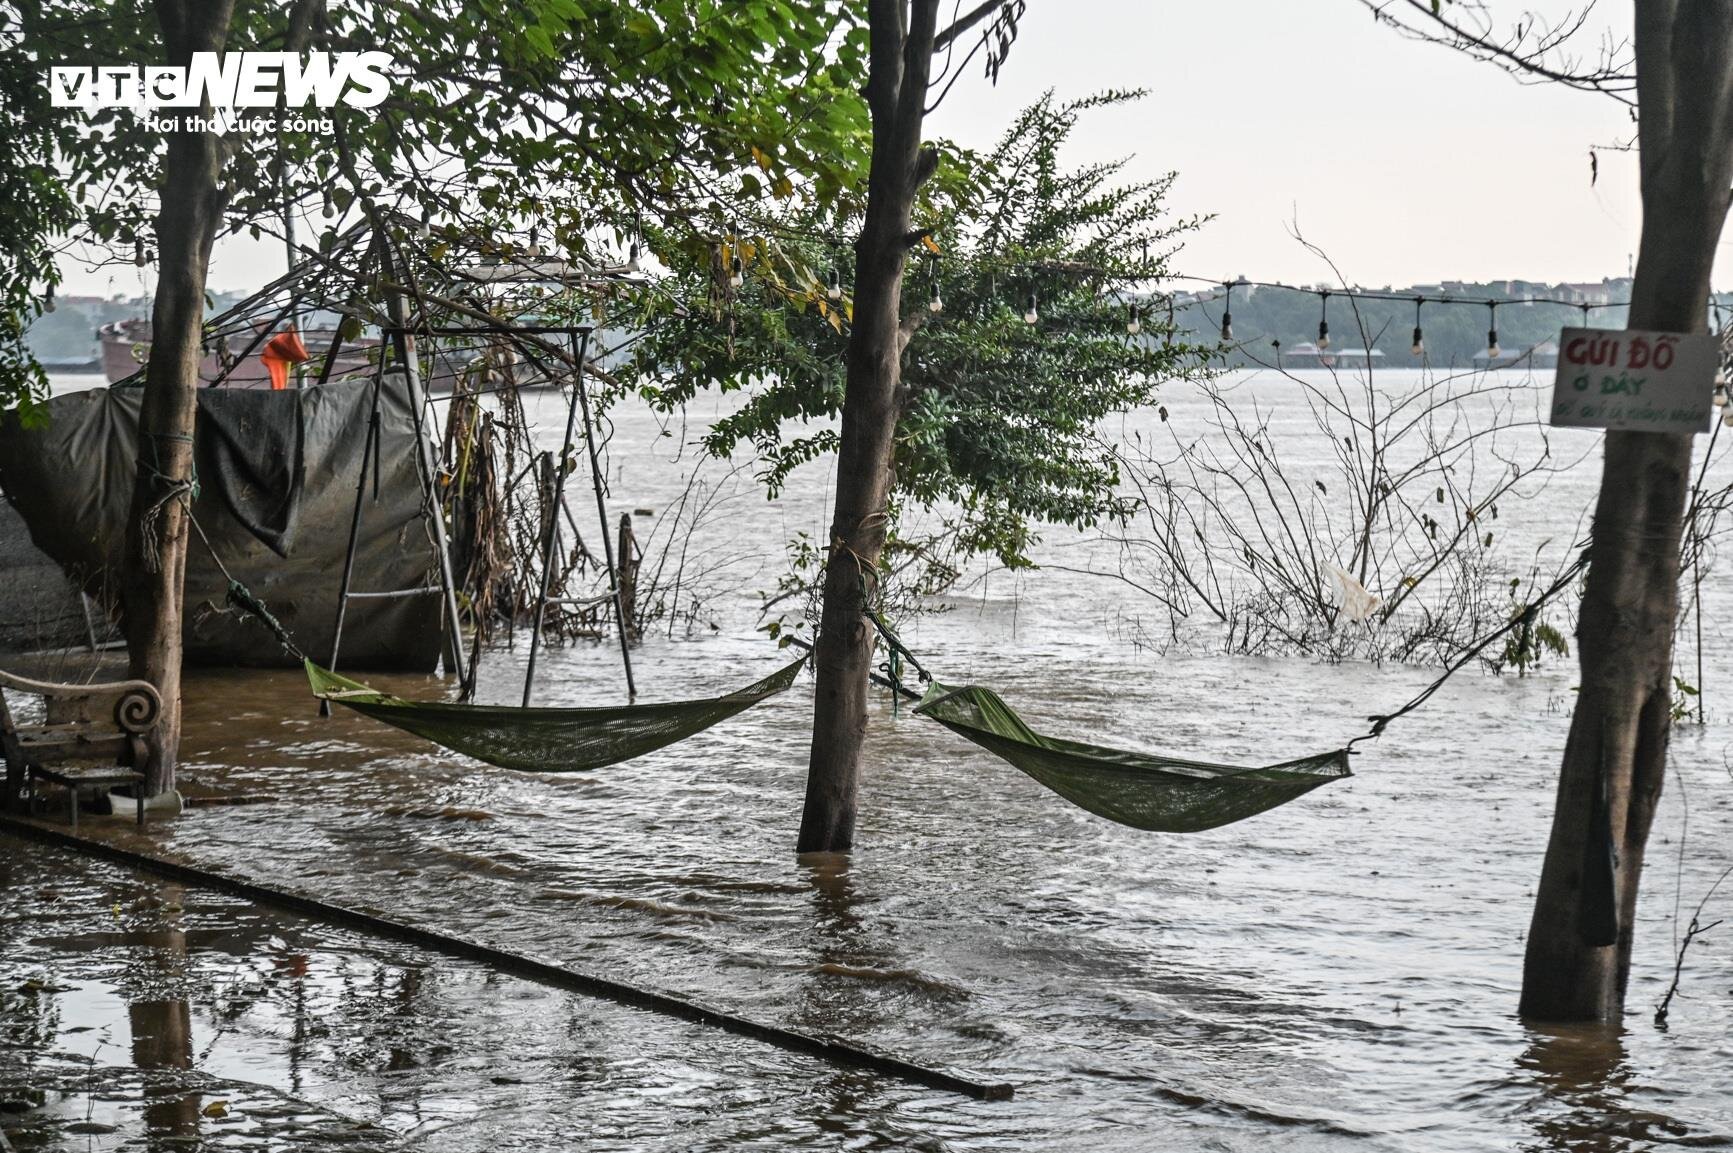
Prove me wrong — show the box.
[1349,548,1589,750]
[186,509,308,663]
[863,607,932,685]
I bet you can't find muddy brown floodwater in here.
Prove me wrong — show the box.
[4,369,1733,1150]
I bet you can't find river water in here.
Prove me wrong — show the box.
[4,367,1733,1150]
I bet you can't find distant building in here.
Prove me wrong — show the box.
[1555,282,1612,306]
[1274,341,1334,369]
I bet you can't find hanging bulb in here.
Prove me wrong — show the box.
[827,265,842,301]
[1126,304,1142,336]
[625,241,641,273]
[730,252,744,288]
[928,278,943,315]
[528,226,541,257]
[1411,298,1424,357]
[1487,303,1500,359]
[1723,409,1733,428]
[1317,292,1330,350]
[1714,382,1728,408]
[1023,291,1038,325]
[1220,282,1234,342]
[322,190,335,220]
[133,237,147,267]
[417,208,431,239]
[43,283,56,314]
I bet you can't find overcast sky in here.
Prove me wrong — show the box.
[60,0,1725,298]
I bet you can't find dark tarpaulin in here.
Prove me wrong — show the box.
[0,381,443,671]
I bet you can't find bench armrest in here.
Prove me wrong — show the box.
[0,670,163,734]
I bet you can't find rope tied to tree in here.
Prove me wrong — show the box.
[138,431,200,574]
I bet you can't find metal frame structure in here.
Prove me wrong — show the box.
[326,318,636,709]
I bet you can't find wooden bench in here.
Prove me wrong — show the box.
[0,668,163,830]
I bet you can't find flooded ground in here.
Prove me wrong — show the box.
[4,368,1733,1149]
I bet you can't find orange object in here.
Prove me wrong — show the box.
[261,328,311,390]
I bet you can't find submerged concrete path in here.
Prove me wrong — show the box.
[0,816,1014,1102]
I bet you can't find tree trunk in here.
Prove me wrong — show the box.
[121,0,234,797]
[797,0,942,853]
[1520,0,1733,1021]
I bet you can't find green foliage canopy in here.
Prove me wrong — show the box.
[629,92,1215,571]
[2,0,871,410]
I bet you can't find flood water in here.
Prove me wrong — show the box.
[5,367,1733,1150]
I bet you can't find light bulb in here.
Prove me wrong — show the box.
[1221,312,1233,342]
[133,239,146,267]
[1715,382,1729,408]
[827,267,842,301]
[43,284,55,313]
[1723,409,1733,428]
[322,191,335,220]
[417,209,431,239]
[1411,327,1424,357]
[1317,320,1330,350]
[1023,291,1038,325]
[729,253,744,288]
[528,227,541,257]
[1488,329,1500,358]
[1127,305,1141,335]
[625,242,640,273]
[928,282,943,314]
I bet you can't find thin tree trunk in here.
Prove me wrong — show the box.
[798,0,942,852]
[1520,0,1733,1021]
[121,0,234,796]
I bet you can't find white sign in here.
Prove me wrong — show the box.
[1551,327,1720,435]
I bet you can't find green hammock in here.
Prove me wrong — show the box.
[305,657,806,773]
[914,681,1350,832]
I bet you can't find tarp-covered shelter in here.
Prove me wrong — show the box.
[0,382,443,670]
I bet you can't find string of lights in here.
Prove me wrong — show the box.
[697,223,1644,337]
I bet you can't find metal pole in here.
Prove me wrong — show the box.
[572,330,636,697]
[281,159,303,390]
[522,348,588,707]
[321,360,383,716]
[382,243,468,688]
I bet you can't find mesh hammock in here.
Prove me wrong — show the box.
[914,681,1350,832]
[306,657,806,773]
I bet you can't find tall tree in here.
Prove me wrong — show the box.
[123,0,239,796]
[795,0,1024,853]
[1362,0,1733,1021]
[11,0,866,796]
[632,90,1205,603]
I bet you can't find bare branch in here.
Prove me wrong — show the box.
[1355,0,1636,105]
